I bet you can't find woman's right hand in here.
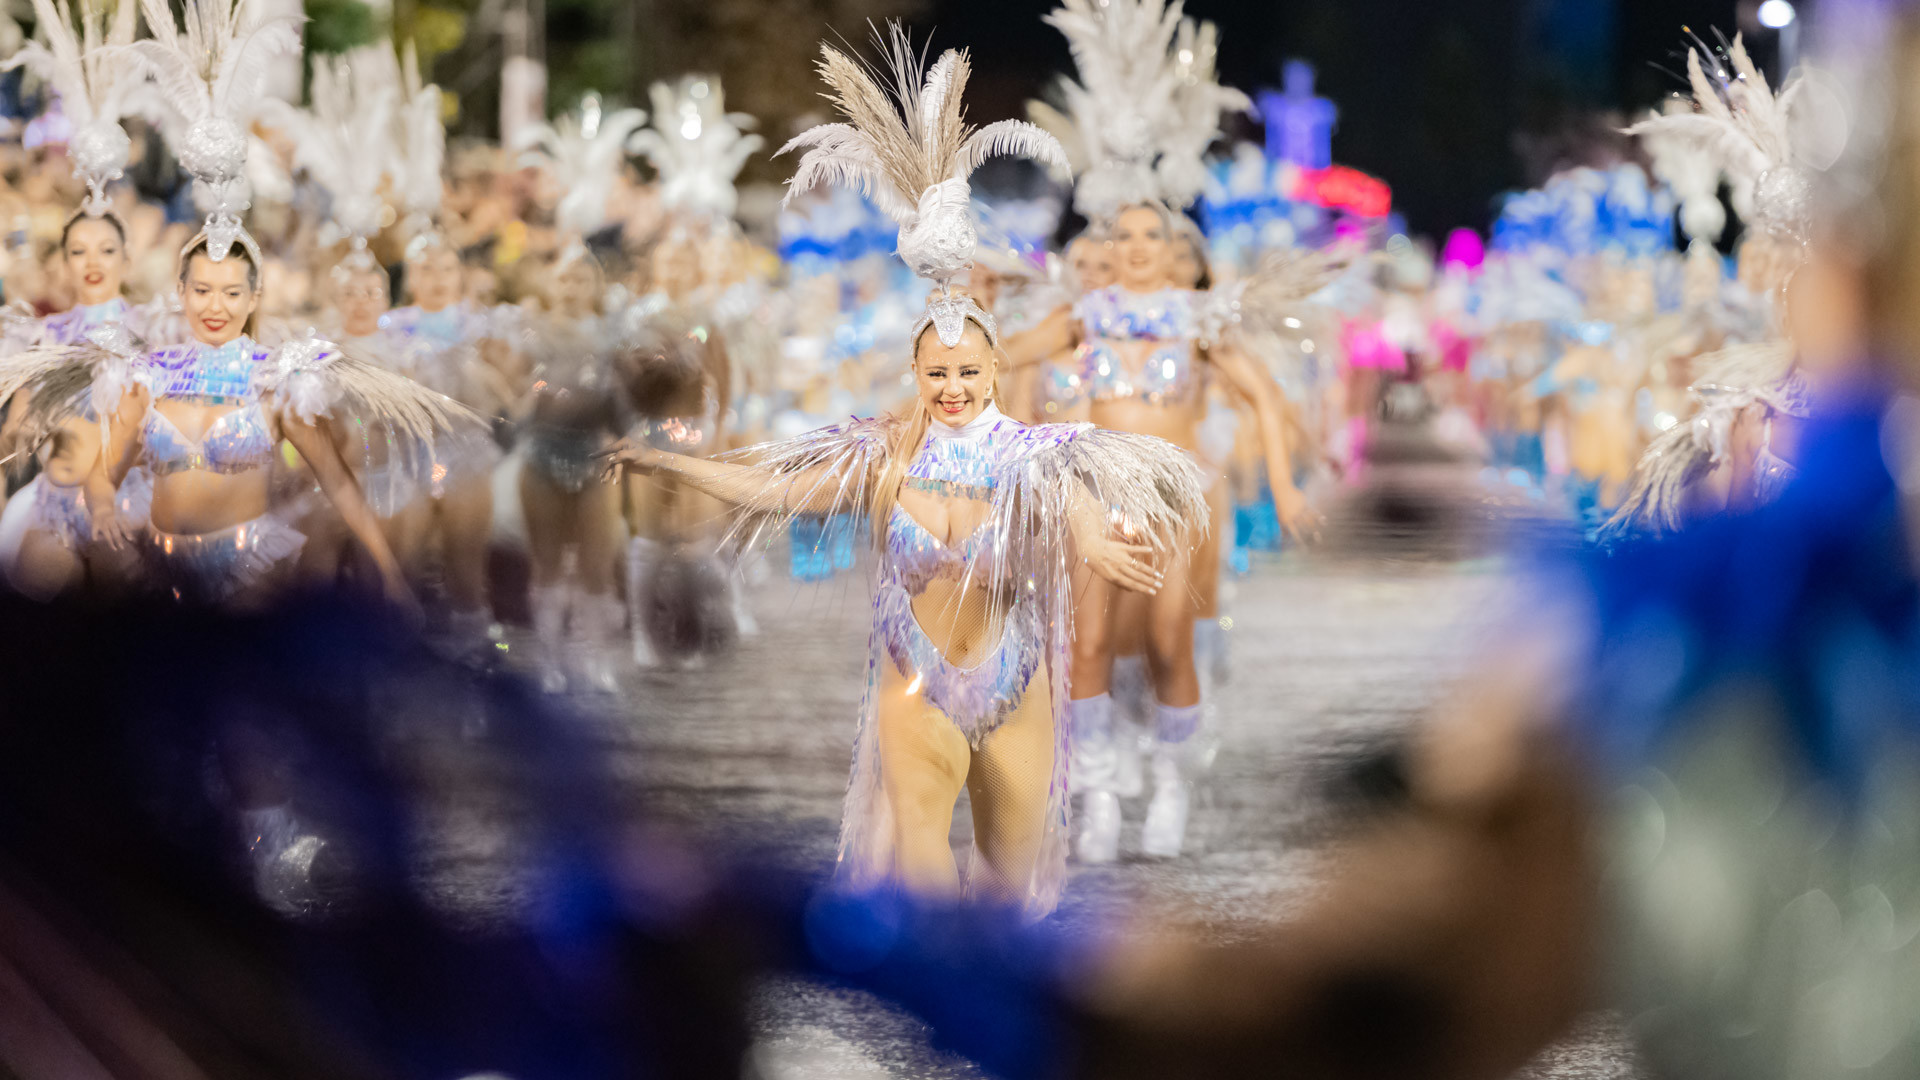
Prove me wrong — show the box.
[89,503,133,551]
[600,440,667,479]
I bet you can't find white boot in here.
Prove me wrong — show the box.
[530,582,570,694]
[1109,658,1151,798]
[1069,694,1121,863]
[573,589,625,694]
[626,537,661,667]
[1141,702,1201,859]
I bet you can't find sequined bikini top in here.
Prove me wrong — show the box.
[1074,287,1203,406]
[140,337,276,476]
[888,406,1015,596]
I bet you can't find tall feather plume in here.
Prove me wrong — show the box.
[394,40,444,222]
[4,0,146,211]
[628,74,762,221]
[1624,33,1813,240]
[1038,0,1186,221]
[1156,17,1251,210]
[122,0,301,259]
[255,44,397,244]
[513,94,649,238]
[778,22,1068,287]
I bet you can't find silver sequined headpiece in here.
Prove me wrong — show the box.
[911,287,999,351]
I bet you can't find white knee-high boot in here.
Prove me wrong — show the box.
[531,581,570,694]
[1142,700,1202,858]
[1070,693,1120,863]
[627,536,660,667]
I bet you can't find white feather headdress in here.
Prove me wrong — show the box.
[393,41,444,230]
[257,45,396,255]
[124,0,302,263]
[1625,34,1838,245]
[1032,0,1183,222]
[778,24,1069,347]
[1155,17,1251,212]
[3,0,143,215]
[513,92,648,240]
[629,74,761,222]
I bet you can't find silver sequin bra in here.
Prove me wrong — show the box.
[1072,286,1203,406]
[140,337,276,476]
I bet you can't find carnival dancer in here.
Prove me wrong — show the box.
[0,0,472,608]
[607,29,1205,917]
[0,0,170,598]
[1609,35,1828,535]
[512,95,650,690]
[1009,0,1331,861]
[621,74,758,664]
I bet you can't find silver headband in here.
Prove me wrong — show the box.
[910,288,998,352]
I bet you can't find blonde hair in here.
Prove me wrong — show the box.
[867,318,1006,549]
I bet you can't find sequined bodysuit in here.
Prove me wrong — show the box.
[876,406,1047,744]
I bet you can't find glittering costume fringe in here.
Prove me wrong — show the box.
[1605,340,1798,538]
[711,415,1205,918]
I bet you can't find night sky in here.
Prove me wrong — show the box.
[908,0,1767,237]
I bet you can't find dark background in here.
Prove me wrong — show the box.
[905,0,1768,236]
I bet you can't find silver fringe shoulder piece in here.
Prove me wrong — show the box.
[124,0,301,263]
[778,23,1069,346]
[1604,339,1799,536]
[1197,242,1357,347]
[0,323,144,465]
[3,0,144,215]
[255,337,485,456]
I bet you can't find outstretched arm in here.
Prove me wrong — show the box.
[1001,307,1076,373]
[1208,342,1321,544]
[1066,482,1163,595]
[608,443,869,517]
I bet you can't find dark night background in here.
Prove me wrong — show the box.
[903,0,1773,237]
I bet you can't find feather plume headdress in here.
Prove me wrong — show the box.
[3,0,144,216]
[1155,17,1252,212]
[1030,0,1182,222]
[777,24,1069,348]
[514,92,648,241]
[257,45,397,266]
[1625,33,1846,246]
[124,0,301,265]
[394,41,444,234]
[630,74,762,222]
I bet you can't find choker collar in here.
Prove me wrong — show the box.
[927,402,1005,441]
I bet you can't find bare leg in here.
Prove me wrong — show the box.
[437,475,495,615]
[518,466,579,590]
[876,660,972,900]
[12,532,81,601]
[1143,540,1201,709]
[966,665,1056,906]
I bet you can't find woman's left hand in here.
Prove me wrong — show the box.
[1083,534,1163,595]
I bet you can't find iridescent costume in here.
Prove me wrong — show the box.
[719,404,1203,915]
[381,303,507,499]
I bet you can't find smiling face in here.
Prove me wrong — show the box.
[914,321,996,428]
[179,252,259,346]
[335,266,389,338]
[1069,235,1116,293]
[1111,205,1173,292]
[64,216,127,307]
[407,246,463,312]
